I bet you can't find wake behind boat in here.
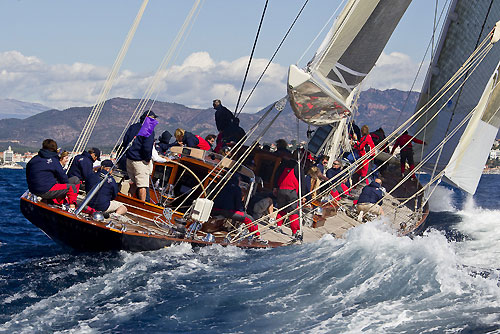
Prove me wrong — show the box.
[20,0,500,252]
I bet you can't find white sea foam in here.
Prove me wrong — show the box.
[426,184,457,212]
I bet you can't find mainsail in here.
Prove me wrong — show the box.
[413,0,500,194]
[287,0,412,125]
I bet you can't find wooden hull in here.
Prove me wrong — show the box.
[20,198,281,252]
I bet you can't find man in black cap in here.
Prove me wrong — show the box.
[68,147,101,185]
[85,159,127,215]
[122,110,158,201]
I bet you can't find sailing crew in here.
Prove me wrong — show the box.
[273,152,307,241]
[353,125,375,185]
[274,139,292,159]
[356,178,384,216]
[326,159,352,200]
[212,99,245,152]
[205,134,217,150]
[122,110,158,201]
[155,130,175,155]
[59,151,70,169]
[67,147,101,185]
[26,139,80,209]
[174,128,211,151]
[85,159,127,215]
[391,130,426,180]
[212,174,261,239]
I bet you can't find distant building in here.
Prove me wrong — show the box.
[489,149,500,160]
[3,146,14,163]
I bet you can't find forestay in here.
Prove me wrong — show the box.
[287,0,412,125]
[413,0,500,193]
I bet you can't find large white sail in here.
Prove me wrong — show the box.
[444,61,500,194]
[287,0,412,125]
[413,0,500,193]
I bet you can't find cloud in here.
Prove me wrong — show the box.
[0,50,424,112]
[363,51,428,92]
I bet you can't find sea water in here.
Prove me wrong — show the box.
[1,169,500,333]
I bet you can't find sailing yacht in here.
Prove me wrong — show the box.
[20,0,500,251]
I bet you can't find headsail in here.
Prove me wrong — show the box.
[444,60,500,194]
[287,0,412,125]
[412,0,500,193]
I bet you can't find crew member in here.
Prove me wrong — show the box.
[85,159,127,215]
[391,130,425,180]
[122,110,158,201]
[353,125,375,185]
[26,139,80,209]
[273,154,307,241]
[356,178,385,216]
[212,175,261,238]
[67,147,100,184]
[174,128,211,151]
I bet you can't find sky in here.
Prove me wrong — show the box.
[0,0,449,113]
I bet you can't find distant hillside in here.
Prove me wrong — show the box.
[0,99,51,120]
[0,89,420,151]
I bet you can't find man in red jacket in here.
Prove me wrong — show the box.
[391,130,426,180]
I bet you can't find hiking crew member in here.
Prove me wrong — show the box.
[68,147,100,184]
[26,139,80,209]
[85,159,127,215]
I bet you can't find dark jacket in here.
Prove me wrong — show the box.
[214,105,235,132]
[26,149,69,195]
[326,166,342,179]
[68,151,94,182]
[358,181,384,205]
[123,122,155,162]
[85,169,119,211]
[213,177,244,212]
[156,131,174,154]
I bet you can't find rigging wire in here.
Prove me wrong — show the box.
[111,0,204,157]
[234,0,269,115]
[392,0,451,134]
[67,0,149,172]
[296,0,345,66]
[236,0,310,116]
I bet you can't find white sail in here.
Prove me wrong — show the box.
[288,0,412,125]
[413,0,500,193]
[444,61,500,194]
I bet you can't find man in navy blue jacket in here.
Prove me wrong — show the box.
[26,139,80,208]
[85,160,127,215]
[212,175,261,238]
[122,110,157,201]
[68,147,100,184]
[356,178,385,215]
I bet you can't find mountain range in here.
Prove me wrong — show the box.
[0,88,419,151]
[0,99,51,120]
